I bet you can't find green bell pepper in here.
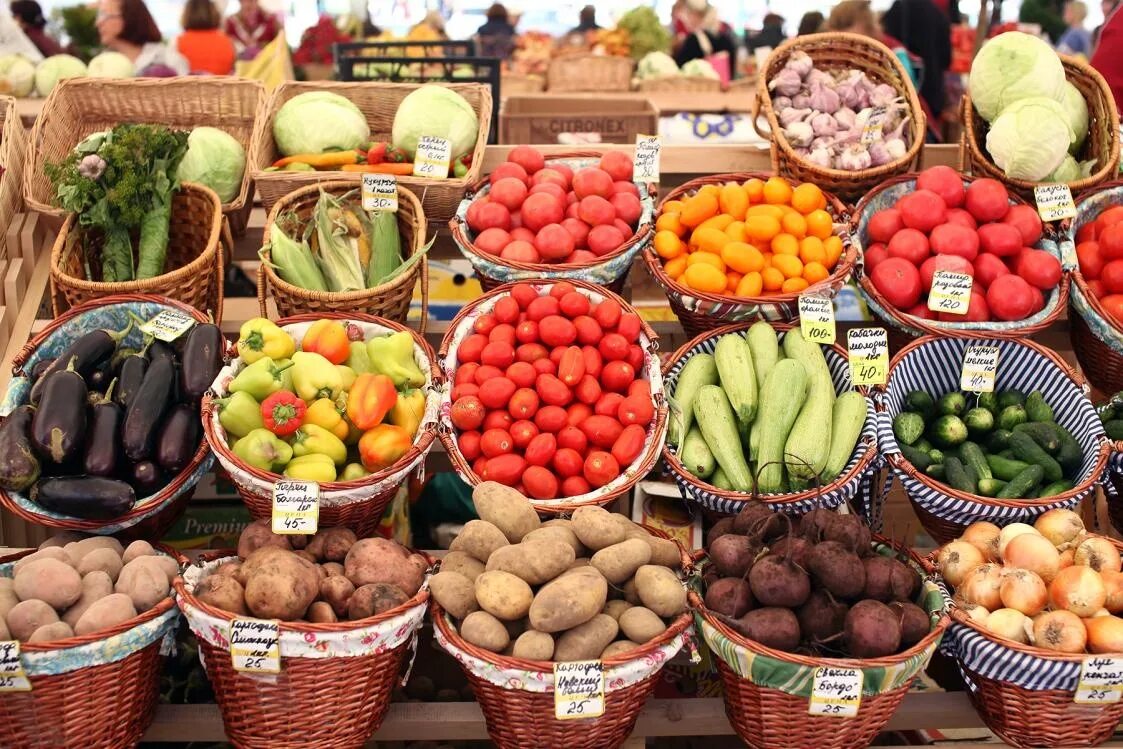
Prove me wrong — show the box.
[228,357,295,401]
[367,331,425,389]
[291,352,343,402]
[216,390,264,439]
[232,428,293,472]
[290,422,348,465]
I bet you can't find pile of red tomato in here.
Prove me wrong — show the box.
[1075,206,1123,323]
[448,282,655,499]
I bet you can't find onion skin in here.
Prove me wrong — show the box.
[1034,509,1085,550]
[1102,570,1123,614]
[1085,614,1123,654]
[1074,536,1123,574]
[960,563,1003,610]
[998,523,1042,560]
[1032,610,1087,653]
[1049,565,1108,617]
[984,608,1032,644]
[960,522,1001,561]
[937,541,985,587]
[999,569,1047,616]
[1003,533,1061,583]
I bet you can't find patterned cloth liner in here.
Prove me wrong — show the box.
[0,557,179,676]
[661,329,883,518]
[878,337,1108,527]
[698,544,947,697]
[1066,184,1123,356]
[452,157,654,287]
[0,299,214,533]
[440,281,666,508]
[179,557,428,658]
[209,319,442,506]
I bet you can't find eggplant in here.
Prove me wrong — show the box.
[29,358,55,383]
[147,339,177,367]
[115,348,149,408]
[29,321,132,404]
[0,406,41,492]
[84,381,122,477]
[181,323,224,401]
[31,476,135,519]
[155,403,200,473]
[131,461,164,496]
[31,359,88,465]
[122,356,174,461]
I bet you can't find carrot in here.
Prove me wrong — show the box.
[339,163,415,175]
[272,150,362,169]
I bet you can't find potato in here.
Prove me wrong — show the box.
[74,594,136,636]
[38,531,86,549]
[115,557,171,612]
[441,551,486,582]
[485,540,575,585]
[590,539,652,584]
[513,630,555,660]
[474,571,533,621]
[472,481,541,542]
[528,567,607,633]
[7,600,58,641]
[322,562,345,578]
[430,571,478,620]
[319,575,355,617]
[348,584,409,620]
[602,600,633,621]
[449,520,509,563]
[460,611,509,653]
[63,571,114,628]
[635,565,686,618]
[28,621,74,643]
[14,546,72,571]
[571,507,626,551]
[122,540,156,564]
[554,614,619,661]
[602,640,642,658]
[344,538,426,597]
[76,548,123,582]
[307,601,337,623]
[306,527,357,562]
[619,606,666,643]
[524,525,585,557]
[14,558,82,611]
[194,574,248,616]
[237,519,291,559]
[64,537,123,565]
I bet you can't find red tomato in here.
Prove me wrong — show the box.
[583,451,621,488]
[598,333,629,362]
[510,284,539,309]
[457,333,487,364]
[977,223,1022,257]
[973,253,1010,290]
[870,257,923,309]
[457,430,482,461]
[521,466,558,499]
[1101,223,1123,260]
[562,475,592,496]
[538,315,578,347]
[1016,249,1062,290]
[575,374,602,404]
[964,178,1010,223]
[867,209,903,243]
[506,361,537,389]
[574,315,603,345]
[478,377,517,409]
[929,223,979,260]
[1001,204,1043,246]
[601,361,636,393]
[509,387,540,420]
[1099,294,1123,322]
[483,410,513,432]
[450,396,486,431]
[480,341,516,369]
[553,448,584,478]
[524,433,558,466]
[482,454,526,486]
[865,244,889,271]
[595,392,625,417]
[611,424,647,466]
[618,394,655,427]
[536,373,573,406]
[1102,260,1123,294]
[897,190,948,233]
[593,299,622,329]
[1078,241,1105,279]
[919,254,974,292]
[510,420,539,449]
[986,275,1037,321]
[454,362,480,385]
[887,228,930,265]
[515,320,539,344]
[534,405,568,433]
[944,208,978,230]
[557,425,588,453]
[916,165,966,208]
[480,428,514,458]
[1088,279,1108,298]
[473,364,503,386]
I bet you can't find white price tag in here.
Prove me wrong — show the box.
[554,660,605,720]
[860,107,888,146]
[928,271,973,316]
[0,641,30,692]
[847,327,888,387]
[412,135,452,179]
[271,480,319,535]
[1075,657,1123,704]
[961,346,1000,393]
[361,173,398,212]
[1034,183,1077,223]
[632,135,662,183]
[230,618,281,674]
[139,309,196,342]
[799,294,836,345]
[809,666,863,718]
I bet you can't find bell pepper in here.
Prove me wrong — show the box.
[261,390,307,437]
[283,453,337,482]
[232,428,293,472]
[229,357,295,401]
[237,318,295,364]
[347,373,398,430]
[366,331,426,389]
[346,341,373,374]
[216,391,264,439]
[359,424,412,472]
[337,365,357,391]
[389,388,425,438]
[291,352,343,402]
[340,462,368,481]
[304,397,349,441]
[301,319,351,365]
[290,423,348,465]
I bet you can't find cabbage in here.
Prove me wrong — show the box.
[87,51,134,79]
[969,32,1066,122]
[1060,81,1089,154]
[273,91,370,157]
[34,54,87,97]
[682,59,719,79]
[637,51,679,79]
[177,127,246,203]
[391,85,478,160]
[986,97,1075,181]
[0,55,35,97]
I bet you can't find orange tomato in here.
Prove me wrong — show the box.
[805,209,834,239]
[743,178,765,203]
[763,176,793,205]
[746,215,782,243]
[655,212,686,236]
[664,255,687,279]
[761,266,785,291]
[791,183,824,214]
[772,254,804,279]
[803,261,830,284]
[686,251,726,272]
[719,183,750,221]
[722,242,765,273]
[736,272,764,297]
[683,263,727,293]
[771,233,799,256]
[654,230,684,259]
[680,193,719,228]
[782,277,810,293]
[691,226,730,254]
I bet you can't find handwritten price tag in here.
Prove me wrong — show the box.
[633,135,662,183]
[860,106,888,146]
[1035,183,1077,223]
[961,346,1000,393]
[271,480,319,535]
[412,135,452,179]
[140,309,196,342]
[848,327,888,387]
[1075,656,1123,704]
[361,173,398,212]
[554,660,605,720]
[799,294,836,345]
[928,271,973,315]
[0,641,30,692]
[809,666,863,718]
[230,618,281,674]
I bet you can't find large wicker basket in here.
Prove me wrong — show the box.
[635,76,722,93]
[0,95,26,238]
[250,80,492,223]
[547,54,634,92]
[49,181,225,320]
[258,180,428,327]
[23,76,265,237]
[753,33,925,201]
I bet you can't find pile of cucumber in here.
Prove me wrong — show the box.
[892,388,1081,499]
[669,322,866,494]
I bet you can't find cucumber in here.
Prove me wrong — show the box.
[926,464,946,480]
[963,407,995,436]
[1025,391,1054,423]
[997,464,1045,499]
[899,443,932,470]
[755,359,809,493]
[905,390,935,417]
[1039,479,1075,497]
[713,333,757,433]
[977,478,1007,497]
[937,391,967,416]
[987,454,1031,481]
[822,391,867,481]
[997,390,1025,409]
[746,322,780,392]
[997,405,1028,431]
[1012,422,1061,453]
[959,441,993,480]
[930,415,968,447]
[1050,423,1082,475]
[893,412,925,446]
[668,353,718,447]
[680,426,716,478]
[978,391,999,413]
[1104,419,1123,441]
[1010,431,1064,482]
[944,456,977,493]
[782,331,834,488]
[695,385,755,492]
[987,429,1013,453]
[710,466,732,490]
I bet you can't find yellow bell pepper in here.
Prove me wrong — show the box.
[283,453,337,482]
[237,318,295,364]
[389,388,425,438]
[304,397,349,441]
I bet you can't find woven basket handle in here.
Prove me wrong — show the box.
[750,92,771,141]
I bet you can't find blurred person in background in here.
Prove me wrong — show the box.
[10,1,64,56]
[1057,0,1092,54]
[571,5,600,33]
[476,3,516,59]
[882,0,952,122]
[675,1,737,68]
[96,0,187,74]
[747,13,786,51]
[177,0,235,74]
[224,0,281,59]
[798,11,825,34]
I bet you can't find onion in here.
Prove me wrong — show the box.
[1003,533,1061,583]
[955,598,990,623]
[1032,610,1087,653]
[1034,508,1085,550]
[984,608,1032,644]
[960,521,1001,561]
[937,541,985,587]
[998,523,1042,560]
[999,569,1047,616]
[1074,536,1123,573]
[960,563,1003,610]
[1049,565,1108,617]
[1059,548,1076,570]
[1102,570,1123,614]
[1085,614,1123,654]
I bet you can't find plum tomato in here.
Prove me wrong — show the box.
[977,223,1022,257]
[973,253,1010,290]
[1100,223,1123,260]
[919,254,974,292]
[929,223,979,260]
[1015,249,1062,290]
[1102,259,1123,294]
[964,178,1010,223]
[1078,241,1105,280]
[451,396,486,431]
[887,228,930,265]
[584,451,621,488]
[870,256,922,309]
[865,243,889,271]
[897,189,948,233]
[1001,204,1043,246]
[916,165,966,208]
[986,274,1037,321]
[868,209,904,243]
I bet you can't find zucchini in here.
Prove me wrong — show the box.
[893,412,925,446]
[694,386,754,492]
[997,405,1028,431]
[987,454,1032,481]
[987,429,1014,453]
[977,391,999,413]
[710,466,733,490]
[755,359,809,493]
[1013,422,1061,453]
[944,456,977,493]
[1009,431,1064,482]
[746,322,780,392]
[899,443,932,471]
[930,415,968,447]
[959,441,993,480]
[782,330,834,488]
[680,426,716,478]
[822,391,867,481]
[1039,479,1075,497]
[905,390,935,417]
[977,478,1007,497]
[997,390,1026,409]
[667,353,718,447]
[1050,423,1082,475]
[926,464,946,480]
[996,464,1045,499]
[963,407,995,436]
[937,391,967,416]
[714,333,757,434]
[1025,391,1054,423]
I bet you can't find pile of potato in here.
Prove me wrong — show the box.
[430,482,687,661]
[192,520,427,623]
[1,534,177,643]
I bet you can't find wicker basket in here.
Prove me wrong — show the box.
[176,551,431,749]
[643,172,856,338]
[501,73,546,95]
[635,76,722,93]
[0,294,217,540]
[49,181,225,320]
[258,180,428,328]
[0,95,26,239]
[0,548,180,749]
[449,151,655,295]
[436,279,668,514]
[23,76,264,237]
[547,54,634,92]
[752,33,925,201]
[203,312,440,537]
[880,335,1110,544]
[960,55,1120,200]
[249,80,492,222]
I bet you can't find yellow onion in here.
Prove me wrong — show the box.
[984,608,1032,644]
[1032,610,1087,653]
[1003,533,1061,583]
[938,540,985,587]
[1074,536,1123,573]
[998,523,1042,560]
[1102,570,1123,614]
[999,568,1047,616]
[1085,614,1123,654]
[1049,565,1108,617]
[960,521,1001,561]
[960,563,1003,610]
[1033,508,1085,550]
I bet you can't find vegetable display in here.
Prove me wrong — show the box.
[1075,205,1123,323]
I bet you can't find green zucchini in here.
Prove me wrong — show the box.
[1010,431,1063,482]
[893,412,925,446]
[987,454,1032,481]
[713,333,757,434]
[755,359,809,493]
[667,353,718,447]
[944,456,977,493]
[997,405,1028,431]
[680,426,716,478]
[977,478,1007,497]
[1013,422,1061,453]
[1025,391,1054,423]
[822,391,867,481]
[996,464,1045,499]
[959,441,993,480]
[694,386,754,492]
[746,322,780,392]
[899,443,932,471]
[782,330,834,488]
[1039,479,1074,497]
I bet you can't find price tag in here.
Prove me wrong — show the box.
[799,294,836,345]
[139,309,196,342]
[271,480,319,535]
[808,666,863,718]
[230,618,281,674]
[554,660,605,720]
[1034,183,1077,222]
[860,106,888,146]
[928,271,973,316]
[847,327,888,387]
[1075,656,1123,704]
[361,173,398,212]
[0,641,30,692]
[961,346,1000,393]
[412,135,452,179]
[633,135,662,183]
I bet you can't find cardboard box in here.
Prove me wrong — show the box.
[500,96,658,145]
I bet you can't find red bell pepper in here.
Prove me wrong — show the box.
[261,391,307,437]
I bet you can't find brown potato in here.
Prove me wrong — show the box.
[524,525,586,557]
[430,571,478,620]
[344,538,425,597]
[484,540,575,585]
[194,574,248,616]
[601,640,642,658]
[63,571,114,628]
[590,539,652,584]
[7,600,59,641]
[440,551,486,582]
[14,558,82,611]
[512,630,554,660]
[619,606,666,644]
[115,557,171,612]
[460,611,509,653]
[236,519,291,559]
[474,571,533,621]
[602,600,633,621]
[322,562,345,578]
[528,567,607,633]
[28,621,74,643]
[472,481,541,542]
[554,614,619,661]
[634,565,686,618]
[348,583,409,620]
[76,548,124,582]
[319,575,355,617]
[448,520,509,563]
[122,540,156,564]
[571,507,626,551]
[306,528,357,562]
[74,594,137,636]
[13,547,72,571]
[307,601,337,623]
[64,537,124,565]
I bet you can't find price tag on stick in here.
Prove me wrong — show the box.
[140,309,196,342]
[554,660,606,720]
[799,294,836,345]
[633,135,662,183]
[230,618,281,674]
[847,327,888,386]
[1075,656,1123,704]
[0,641,31,692]
[271,480,319,535]
[961,346,999,393]
[1034,183,1077,223]
[361,173,398,212]
[928,271,973,316]
[412,136,452,179]
[809,666,863,717]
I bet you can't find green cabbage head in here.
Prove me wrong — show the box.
[969,32,1066,122]
[87,51,134,78]
[0,55,35,97]
[177,127,246,203]
[273,91,370,157]
[986,96,1075,181]
[391,84,479,160]
[35,54,87,97]
[1060,81,1089,154]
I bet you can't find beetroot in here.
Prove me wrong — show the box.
[706,517,736,548]
[862,556,916,602]
[845,600,902,657]
[710,534,759,578]
[705,577,753,618]
[806,541,866,599]
[822,513,871,556]
[749,553,810,608]
[797,590,849,642]
[889,601,929,647]
[729,607,801,652]
[769,536,813,568]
